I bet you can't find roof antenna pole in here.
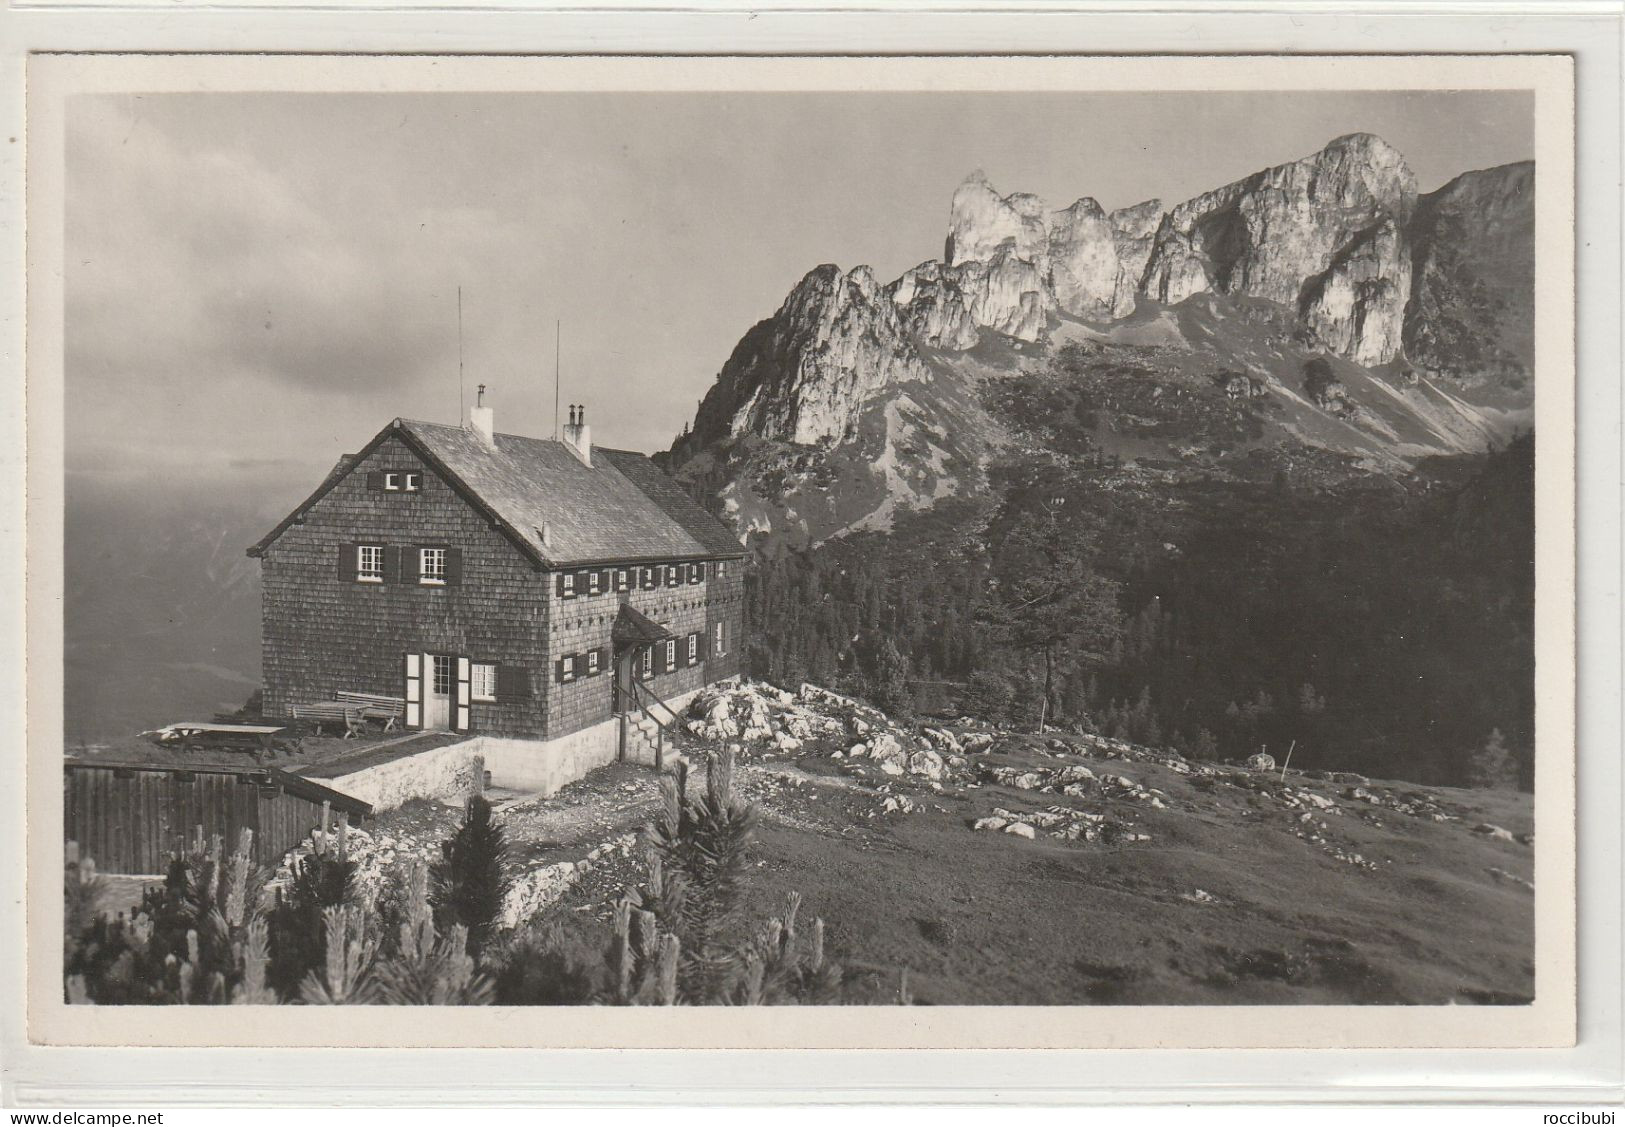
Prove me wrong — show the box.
[457,284,466,425]
[553,319,561,441]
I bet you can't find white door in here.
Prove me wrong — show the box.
[404,652,422,728]
[423,652,452,730]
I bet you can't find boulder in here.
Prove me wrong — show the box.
[907,748,947,781]
[1245,753,1277,772]
[1004,822,1037,839]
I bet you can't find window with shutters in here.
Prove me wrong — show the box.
[641,566,657,590]
[561,654,577,683]
[587,570,602,596]
[686,633,698,664]
[665,564,681,588]
[613,568,628,592]
[419,547,447,585]
[471,663,497,702]
[357,544,385,583]
[587,650,601,676]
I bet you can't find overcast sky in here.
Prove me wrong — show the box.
[66,89,1533,491]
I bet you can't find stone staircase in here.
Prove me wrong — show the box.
[628,712,666,765]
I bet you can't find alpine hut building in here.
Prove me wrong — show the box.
[247,399,745,791]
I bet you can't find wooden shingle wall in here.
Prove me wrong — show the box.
[259,432,548,738]
[544,561,744,739]
[706,560,745,684]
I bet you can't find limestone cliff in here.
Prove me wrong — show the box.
[688,264,934,448]
[1403,161,1535,393]
[1141,133,1417,363]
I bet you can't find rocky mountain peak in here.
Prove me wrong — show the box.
[687,263,933,449]
[672,137,1534,541]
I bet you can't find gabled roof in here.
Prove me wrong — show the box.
[612,603,675,647]
[248,418,745,569]
[597,447,748,558]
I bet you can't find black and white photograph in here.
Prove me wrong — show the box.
[24,54,1576,1048]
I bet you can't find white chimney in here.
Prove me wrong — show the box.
[562,403,592,467]
[470,384,495,448]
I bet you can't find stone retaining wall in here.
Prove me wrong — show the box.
[314,740,485,812]
[316,685,709,806]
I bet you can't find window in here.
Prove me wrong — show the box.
[688,562,702,584]
[431,655,454,696]
[586,570,602,596]
[666,564,681,588]
[383,472,401,492]
[357,544,385,583]
[717,561,728,578]
[561,572,576,598]
[471,663,497,702]
[587,650,601,676]
[419,547,447,585]
[663,639,677,671]
[640,647,653,679]
[686,633,698,664]
[714,620,728,656]
[561,654,577,683]
[641,566,658,590]
[614,568,629,592]
[403,472,421,492]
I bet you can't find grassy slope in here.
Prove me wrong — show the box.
[741,751,1533,1006]
[506,712,1535,1007]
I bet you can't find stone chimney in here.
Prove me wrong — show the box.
[470,384,495,448]
[563,403,592,467]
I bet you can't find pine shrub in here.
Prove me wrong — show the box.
[431,795,512,958]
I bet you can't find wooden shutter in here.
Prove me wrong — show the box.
[496,665,531,701]
[455,656,472,732]
[697,562,708,583]
[403,653,422,729]
[554,657,567,684]
[366,471,385,491]
[599,569,612,594]
[399,546,420,584]
[337,543,357,581]
[445,547,464,586]
[383,545,401,584]
[555,572,569,598]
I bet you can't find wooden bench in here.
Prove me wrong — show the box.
[289,701,366,739]
[334,691,407,732]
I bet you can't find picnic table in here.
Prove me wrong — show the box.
[143,721,299,763]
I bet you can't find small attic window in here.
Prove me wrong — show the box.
[403,472,421,492]
[383,472,401,491]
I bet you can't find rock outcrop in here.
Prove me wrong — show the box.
[888,261,981,350]
[1402,160,1535,391]
[1048,198,1133,319]
[688,264,934,447]
[945,170,1050,269]
[1109,198,1164,311]
[1140,133,1418,363]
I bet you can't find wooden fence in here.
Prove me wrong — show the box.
[64,759,373,875]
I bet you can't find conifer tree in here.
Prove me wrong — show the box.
[432,795,512,958]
